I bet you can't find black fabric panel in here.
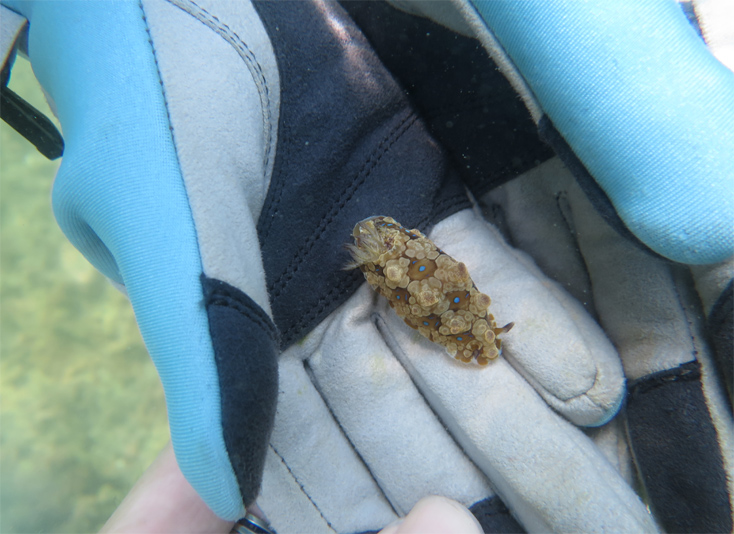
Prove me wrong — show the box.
[1,55,64,160]
[254,0,470,349]
[341,1,554,199]
[201,275,279,506]
[538,116,663,260]
[626,361,732,533]
[708,279,733,408]
[470,497,526,533]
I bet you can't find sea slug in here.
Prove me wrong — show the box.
[347,216,513,365]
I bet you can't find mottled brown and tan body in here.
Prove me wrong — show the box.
[347,216,513,365]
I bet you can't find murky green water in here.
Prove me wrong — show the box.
[1,57,169,533]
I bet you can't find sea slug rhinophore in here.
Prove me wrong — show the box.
[347,216,513,365]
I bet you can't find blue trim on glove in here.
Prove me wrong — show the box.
[3,0,246,519]
[472,0,734,264]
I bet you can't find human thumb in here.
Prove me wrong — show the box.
[379,496,483,534]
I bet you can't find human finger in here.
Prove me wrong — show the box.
[100,442,233,534]
[379,496,482,534]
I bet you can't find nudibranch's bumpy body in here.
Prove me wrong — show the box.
[347,216,513,365]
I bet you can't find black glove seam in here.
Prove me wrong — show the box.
[429,194,473,228]
[268,443,335,532]
[281,270,363,345]
[469,496,525,532]
[202,275,280,344]
[708,279,733,331]
[258,107,416,246]
[470,496,513,517]
[627,360,700,396]
[279,196,471,347]
[208,293,279,344]
[268,109,419,299]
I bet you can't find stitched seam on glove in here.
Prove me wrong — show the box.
[281,271,363,346]
[628,360,700,396]
[166,0,275,175]
[203,275,280,344]
[537,116,664,261]
[269,110,419,299]
[268,444,336,530]
[302,358,400,517]
[139,0,178,151]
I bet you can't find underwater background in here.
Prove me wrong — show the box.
[1,57,169,533]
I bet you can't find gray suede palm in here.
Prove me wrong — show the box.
[128,0,667,531]
[485,158,734,533]
[255,207,657,534]
[140,0,658,531]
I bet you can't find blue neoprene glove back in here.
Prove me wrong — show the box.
[4,0,277,518]
[470,0,734,265]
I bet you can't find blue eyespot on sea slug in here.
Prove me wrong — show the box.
[347,216,513,365]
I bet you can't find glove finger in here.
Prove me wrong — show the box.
[482,158,595,315]
[259,342,398,534]
[143,1,287,517]
[567,179,702,376]
[485,157,727,382]
[261,289,493,533]
[312,285,496,512]
[141,0,277,310]
[508,158,734,532]
[485,157,700,377]
[17,0,278,519]
[484,159,635,484]
[370,210,654,532]
[563,169,734,533]
[485,157,734,531]
[464,0,734,264]
[439,209,624,427]
[383,314,654,532]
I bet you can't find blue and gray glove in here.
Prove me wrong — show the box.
[1,0,731,532]
[343,2,734,531]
